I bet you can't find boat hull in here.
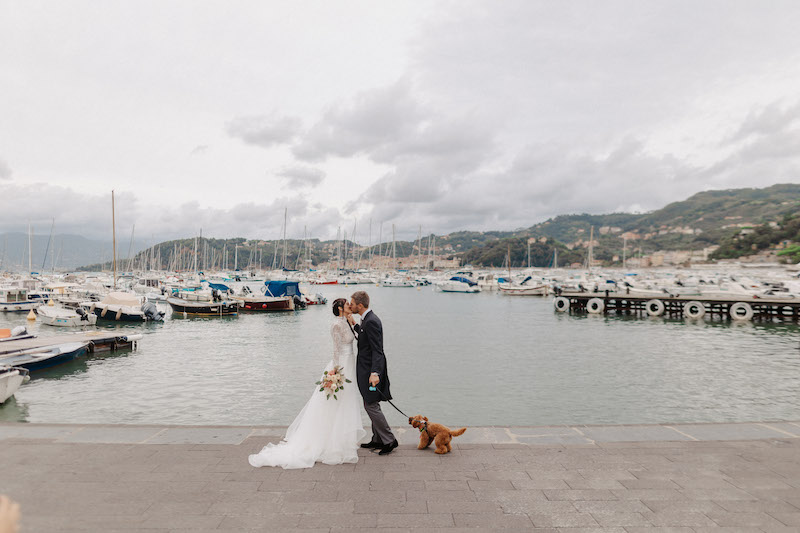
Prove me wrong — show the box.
[235,296,294,312]
[0,367,29,403]
[499,285,549,296]
[0,301,41,312]
[167,298,239,316]
[0,342,90,372]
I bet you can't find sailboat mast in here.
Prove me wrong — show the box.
[111,190,117,289]
[391,224,396,269]
[42,218,55,270]
[622,236,627,270]
[282,207,288,270]
[27,221,32,274]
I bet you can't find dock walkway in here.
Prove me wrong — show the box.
[2,420,799,532]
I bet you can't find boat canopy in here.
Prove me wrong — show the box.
[449,276,478,287]
[265,280,301,297]
[100,292,142,307]
[207,282,230,292]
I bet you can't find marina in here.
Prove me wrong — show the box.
[0,269,798,428]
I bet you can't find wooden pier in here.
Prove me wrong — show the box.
[0,331,143,356]
[553,290,800,322]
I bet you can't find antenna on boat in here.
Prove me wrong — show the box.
[111,190,117,289]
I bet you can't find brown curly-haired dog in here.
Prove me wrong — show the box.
[409,415,467,455]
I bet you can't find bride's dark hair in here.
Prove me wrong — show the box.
[332,298,347,317]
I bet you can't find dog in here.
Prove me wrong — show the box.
[409,415,466,455]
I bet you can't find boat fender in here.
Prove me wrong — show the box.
[645,299,665,316]
[101,307,107,318]
[553,296,570,313]
[683,301,706,319]
[730,302,753,321]
[116,310,123,320]
[587,297,604,314]
[90,303,96,313]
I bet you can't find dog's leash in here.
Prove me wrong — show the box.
[370,385,411,419]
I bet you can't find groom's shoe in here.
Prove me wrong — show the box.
[378,439,399,455]
[360,440,382,449]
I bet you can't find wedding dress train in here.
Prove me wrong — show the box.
[248,316,366,469]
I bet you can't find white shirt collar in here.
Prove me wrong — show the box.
[362,309,372,319]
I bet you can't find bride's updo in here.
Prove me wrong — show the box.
[332,298,347,316]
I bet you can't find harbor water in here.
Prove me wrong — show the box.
[1,285,798,427]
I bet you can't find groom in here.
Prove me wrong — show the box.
[349,291,398,455]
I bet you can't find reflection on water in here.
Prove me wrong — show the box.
[1,287,798,427]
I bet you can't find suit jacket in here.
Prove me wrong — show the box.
[353,310,392,403]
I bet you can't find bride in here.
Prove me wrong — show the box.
[249,298,366,469]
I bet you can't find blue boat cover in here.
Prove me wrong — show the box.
[265,280,301,297]
[521,276,532,285]
[207,282,230,291]
[449,276,478,287]
[497,277,510,284]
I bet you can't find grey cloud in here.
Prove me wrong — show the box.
[292,80,426,162]
[227,114,302,148]
[0,184,341,244]
[729,101,800,143]
[0,158,11,180]
[277,165,325,189]
[190,145,209,155]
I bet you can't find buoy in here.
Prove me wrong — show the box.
[730,302,753,321]
[47,299,55,306]
[587,297,605,314]
[645,299,665,317]
[683,301,706,319]
[27,309,36,321]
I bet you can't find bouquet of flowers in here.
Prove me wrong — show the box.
[316,365,352,400]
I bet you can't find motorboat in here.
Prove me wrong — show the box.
[498,276,549,296]
[0,342,90,371]
[380,277,415,288]
[229,281,296,312]
[81,292,165,322]
[434,276,481,293]
[0,366,29,403]
[0,288,43,313]
[37,302,98,327]
[167,289,239,317]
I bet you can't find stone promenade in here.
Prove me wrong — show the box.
[2,421,800,532]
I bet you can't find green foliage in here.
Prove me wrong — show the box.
[711,212,800,262]
[461,237,584,267]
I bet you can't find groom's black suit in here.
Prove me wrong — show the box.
[354,309,395,445]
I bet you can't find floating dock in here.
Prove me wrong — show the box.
[553,290,800,322]
[0,331,143,356]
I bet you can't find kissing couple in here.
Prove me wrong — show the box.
[249,290,398,469]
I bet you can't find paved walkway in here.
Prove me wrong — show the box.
[2,421,799,532]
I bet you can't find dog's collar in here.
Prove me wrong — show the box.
[418,421,428,433]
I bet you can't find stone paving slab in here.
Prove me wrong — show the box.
[1,421,799,532]
[4,420,798,445]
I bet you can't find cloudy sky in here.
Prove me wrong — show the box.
[2,1,800,244]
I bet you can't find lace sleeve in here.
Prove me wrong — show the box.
[330,320,348,366]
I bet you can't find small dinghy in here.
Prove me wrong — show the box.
[0,342,90,372]
[37,302,98,327]
[0,365,30,403]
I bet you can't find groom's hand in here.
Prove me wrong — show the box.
[369,374,380,387]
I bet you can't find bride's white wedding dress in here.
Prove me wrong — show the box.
[248,316,366,469]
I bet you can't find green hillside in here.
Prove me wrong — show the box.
[77,184,800,270]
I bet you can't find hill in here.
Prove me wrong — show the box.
[73,184,800,270]
[463,184,800,267]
